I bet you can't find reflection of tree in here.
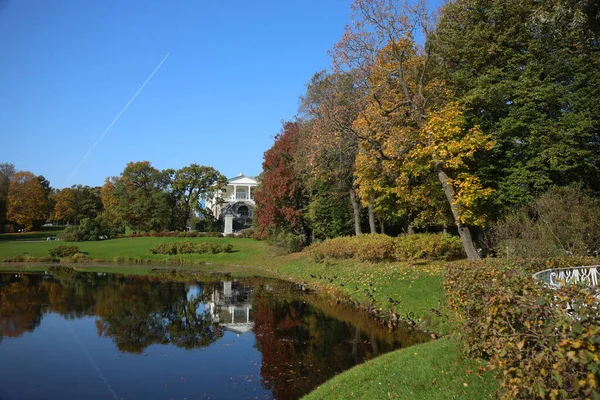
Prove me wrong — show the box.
[95,282,222,353]
[251,282,422,400]
[0,275,45,337]
[0,271,223,353]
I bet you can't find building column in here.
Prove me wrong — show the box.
[248,185,251,200]
[233,185,237,200]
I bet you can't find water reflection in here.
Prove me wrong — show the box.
[0,269,429,399]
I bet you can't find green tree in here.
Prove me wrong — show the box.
[111,161,172,231]
[435,0,600,213]
[171,164,227,231]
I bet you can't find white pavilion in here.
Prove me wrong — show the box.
[204,173,258,234]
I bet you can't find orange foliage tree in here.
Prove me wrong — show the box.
[6,171,48,230]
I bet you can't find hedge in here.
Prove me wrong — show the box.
[307,233,464,263]
[149,242,233,255]
[444,258,600,399]
[48,245,81,258]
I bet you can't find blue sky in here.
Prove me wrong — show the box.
[0,0,440,189]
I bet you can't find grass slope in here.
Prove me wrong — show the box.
[304,338,496,400]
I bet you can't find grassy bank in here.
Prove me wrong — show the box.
[305,338,496,400]
[0,234,498,399]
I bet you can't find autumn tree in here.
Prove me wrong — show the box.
[298,71,368,236]
[0,163,15,232]
[333,0,492,259]
[52,185,103,225]
[254,121,311,240]
[6,171,48,230]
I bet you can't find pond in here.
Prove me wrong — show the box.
[0,268,429,400]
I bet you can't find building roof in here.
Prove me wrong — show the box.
[227,173,258,185]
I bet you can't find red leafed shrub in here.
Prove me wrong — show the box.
[445,259,600,399]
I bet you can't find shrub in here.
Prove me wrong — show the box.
[445,259,600,399]
[490,186,600,257]
[307,233,464,262]
[204,232,223,238]
[59,225,82,241]
[355,234,397,262]
[59,214,125,242]
[238,228,255,238]
[394,233,464,261]
[49,245,80,258]
[306,236,357,261]
[266,231,306,254]
[149,241,233,255]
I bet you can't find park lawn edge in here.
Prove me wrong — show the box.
[0,235,500,399]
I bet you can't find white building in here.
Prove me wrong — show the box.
[204,173,258,234]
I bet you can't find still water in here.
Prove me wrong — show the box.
[0,268,429,400]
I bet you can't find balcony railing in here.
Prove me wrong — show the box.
[228,194,253,202]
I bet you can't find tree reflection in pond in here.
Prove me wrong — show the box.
[0,269,429,399]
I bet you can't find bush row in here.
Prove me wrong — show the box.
[444,258,600,399]
[48,245,81,258]
[307,233,465,262]
[149,241,233,255]
[127,231,224,238]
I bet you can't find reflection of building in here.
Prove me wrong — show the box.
[208,281,254,334]
[204,174,258,234]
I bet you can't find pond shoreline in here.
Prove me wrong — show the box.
[0,237,498,399]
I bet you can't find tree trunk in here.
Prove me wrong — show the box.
[367,204,376,233]
[380,220,385,234]
[349,189,362,236]
[436,167,481,260]
[407,225,415,235]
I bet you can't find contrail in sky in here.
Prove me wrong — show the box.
[63,52,171,187]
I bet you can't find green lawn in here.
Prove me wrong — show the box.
[0,226,64,242]
[0,234,498,399]
[304,338,496,400]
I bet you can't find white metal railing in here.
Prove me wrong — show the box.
[533,265,599,288]
[533,266,600,318]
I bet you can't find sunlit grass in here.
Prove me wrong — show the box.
[303,338,497,400]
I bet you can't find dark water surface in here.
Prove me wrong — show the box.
[0,269,429,400]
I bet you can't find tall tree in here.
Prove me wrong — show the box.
[298,71,367,235]
[0,163,15,232]
[171,165,227,231]
[333,0,489,259]
[52,185,103,225]
[435,0,600,213]
[111,161,172,231]
[6,171,48,230]
[254,121,311,240]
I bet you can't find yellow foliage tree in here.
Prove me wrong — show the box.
[350,39,493,259]
[6,171,48,230]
